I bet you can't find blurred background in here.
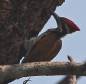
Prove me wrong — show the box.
[10,0,86,84]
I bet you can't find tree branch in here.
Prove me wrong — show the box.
[68,75,76,84]
[67,56,76,84]
[0,61,86,83]
[56,61,86,84]
[56,76,79,84]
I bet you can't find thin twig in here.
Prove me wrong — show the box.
[67,55,77,84]
[67,55,74,62]
[23,77,31,84]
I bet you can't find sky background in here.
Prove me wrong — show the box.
[10,0,86,84]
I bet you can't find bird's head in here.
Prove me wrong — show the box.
[59,17,80,33]
[48,9,80,37]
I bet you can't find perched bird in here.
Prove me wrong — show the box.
[2,8,80,84]
[21,8,80,63]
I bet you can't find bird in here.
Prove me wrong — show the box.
[2,8,80,84]
[21,8,80,63]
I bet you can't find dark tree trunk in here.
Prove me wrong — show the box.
[0,0,65,65]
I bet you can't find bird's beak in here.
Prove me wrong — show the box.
[48,8,61,28]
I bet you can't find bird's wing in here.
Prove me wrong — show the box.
[22,29,62,63]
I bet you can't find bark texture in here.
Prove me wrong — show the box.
[0,61,86,84]
[0,0,65,65]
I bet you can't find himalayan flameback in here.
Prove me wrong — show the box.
[21,9,80,63]
[3,8,80,84]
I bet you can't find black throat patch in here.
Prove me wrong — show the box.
[57,18,68,38]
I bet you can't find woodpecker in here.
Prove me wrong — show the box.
[21,8,80,63]
[47,9,80,37]
[3,8,80,84]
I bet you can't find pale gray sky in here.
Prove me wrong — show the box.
[10,1,86,84]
